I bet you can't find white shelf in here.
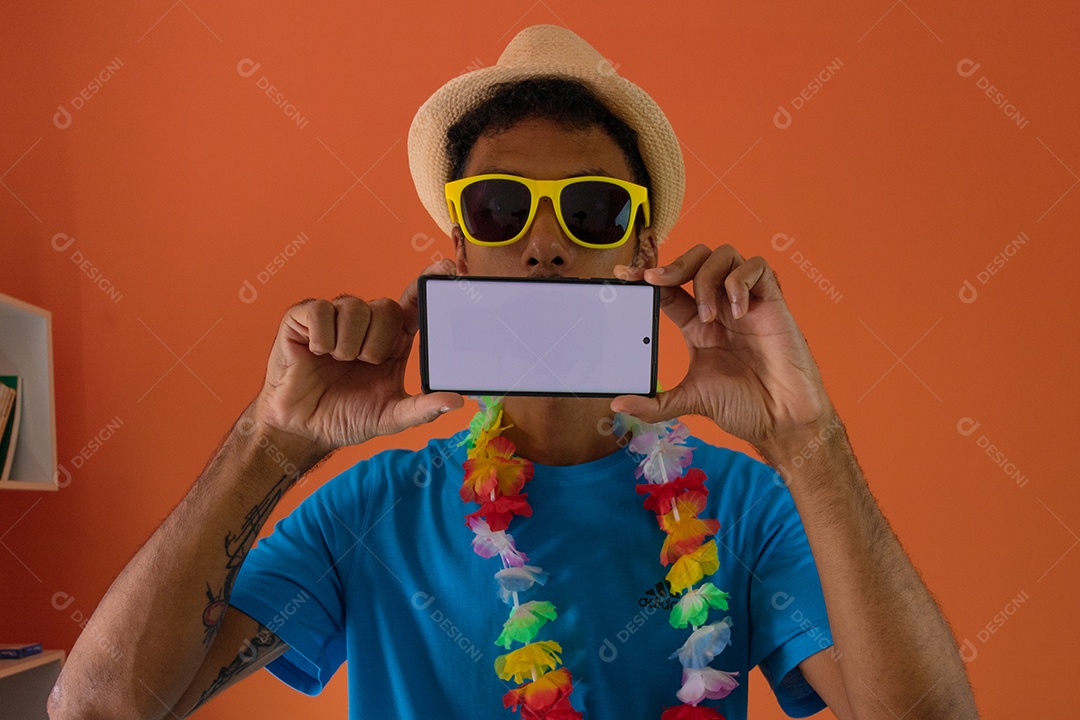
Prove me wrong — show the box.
[0,292,58,491]
[0,649,64,681]
[0,650,64,719]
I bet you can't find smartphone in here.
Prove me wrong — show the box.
[418,275,659,397]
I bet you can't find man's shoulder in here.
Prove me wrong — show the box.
[684,433,780,484]
[280,432,467,534]
[327,430,470,492]
[359,430,468,465]
[683,434,792,538]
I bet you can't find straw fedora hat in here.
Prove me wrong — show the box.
[407,24,685,242]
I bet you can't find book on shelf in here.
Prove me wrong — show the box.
[0,642,42,659]
[0,375,22,481]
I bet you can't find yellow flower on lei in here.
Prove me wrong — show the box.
[494,640,564,683]
[666,540,719,595]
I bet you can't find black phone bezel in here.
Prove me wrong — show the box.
[418,275,659,398]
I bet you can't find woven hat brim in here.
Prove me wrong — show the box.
[408,60,685,243]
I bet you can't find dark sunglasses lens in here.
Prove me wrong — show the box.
[560,181,633,245]
[460,179,532,243]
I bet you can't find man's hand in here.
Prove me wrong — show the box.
[251,258,466,454]
[611,243,835,448]
[614,244,981,719]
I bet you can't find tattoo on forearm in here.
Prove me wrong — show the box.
[189,623,284,714]
[202,473,293,646]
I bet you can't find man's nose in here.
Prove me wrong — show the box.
[522,197,573,268]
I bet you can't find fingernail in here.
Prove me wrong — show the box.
[652,266,666,276]
[438,405,451,414]
[698,303,712,322]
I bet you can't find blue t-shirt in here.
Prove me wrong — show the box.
[228,429,835,719]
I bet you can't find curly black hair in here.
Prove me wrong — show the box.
[446,76,652,195]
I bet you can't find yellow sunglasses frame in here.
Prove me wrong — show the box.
[444,174,651,249]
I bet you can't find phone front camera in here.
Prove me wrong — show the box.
[643,337,650,344]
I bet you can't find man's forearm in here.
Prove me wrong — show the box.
[756,414,979,720]
[49,403,329,719]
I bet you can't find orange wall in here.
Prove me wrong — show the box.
[1,1,1077,718]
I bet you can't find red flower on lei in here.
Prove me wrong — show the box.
[465,493,533,531]
[660,705,727,720]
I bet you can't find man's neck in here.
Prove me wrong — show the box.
[498,396,623,466]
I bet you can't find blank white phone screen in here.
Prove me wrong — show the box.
[423,278,656,396]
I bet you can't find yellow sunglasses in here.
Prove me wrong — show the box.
[445,174,651,249]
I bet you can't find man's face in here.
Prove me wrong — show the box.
[452,116,658,279]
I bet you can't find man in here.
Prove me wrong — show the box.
[49,25,978,720]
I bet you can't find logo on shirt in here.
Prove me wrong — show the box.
[638,580,678,610]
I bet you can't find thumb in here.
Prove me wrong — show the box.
[610,387,687,424]
[391,391,466,431]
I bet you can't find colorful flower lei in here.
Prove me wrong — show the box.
[459,396,740,718]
